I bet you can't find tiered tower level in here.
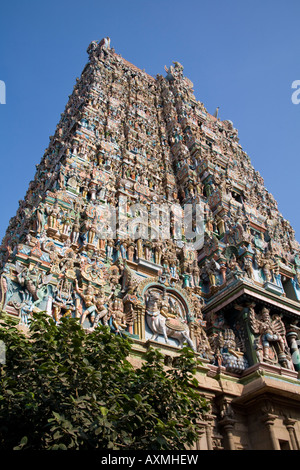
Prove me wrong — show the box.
[1,38,300,449]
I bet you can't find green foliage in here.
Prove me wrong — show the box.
[0,312,208,450]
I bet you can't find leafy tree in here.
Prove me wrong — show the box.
[0,312,208,450]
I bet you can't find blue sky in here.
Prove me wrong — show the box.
[1,0,300,243]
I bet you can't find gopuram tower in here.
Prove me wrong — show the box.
[1,37,300,450]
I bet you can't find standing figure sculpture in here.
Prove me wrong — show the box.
[94,287,113,327]
[75,280,111,327]
[257,251,276,283]
[47,200,60,230]
[249,304,292,368]
[203,258,220,288]
[71,212,81,245]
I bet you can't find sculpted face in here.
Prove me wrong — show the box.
[261,307,270,320]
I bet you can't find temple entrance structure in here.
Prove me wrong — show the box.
[1,38,300,450]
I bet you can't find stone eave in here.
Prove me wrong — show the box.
[233,364,300,407]
[202,279,300,319]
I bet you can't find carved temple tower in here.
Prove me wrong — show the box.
[1,37,300,450]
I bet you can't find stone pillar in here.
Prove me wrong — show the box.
[261,413,280,450]
[284,418,299,450]
[75,297,81,318]
[46,295,53,316]
[204,414,214,450]
[219,263,227,285]
[218,397,236,450]
[195,421,206,450]
[286,329,300,371]
[135,304,145,340]
[219,417,236,450]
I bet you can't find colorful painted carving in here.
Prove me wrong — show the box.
[1,37,300,375]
